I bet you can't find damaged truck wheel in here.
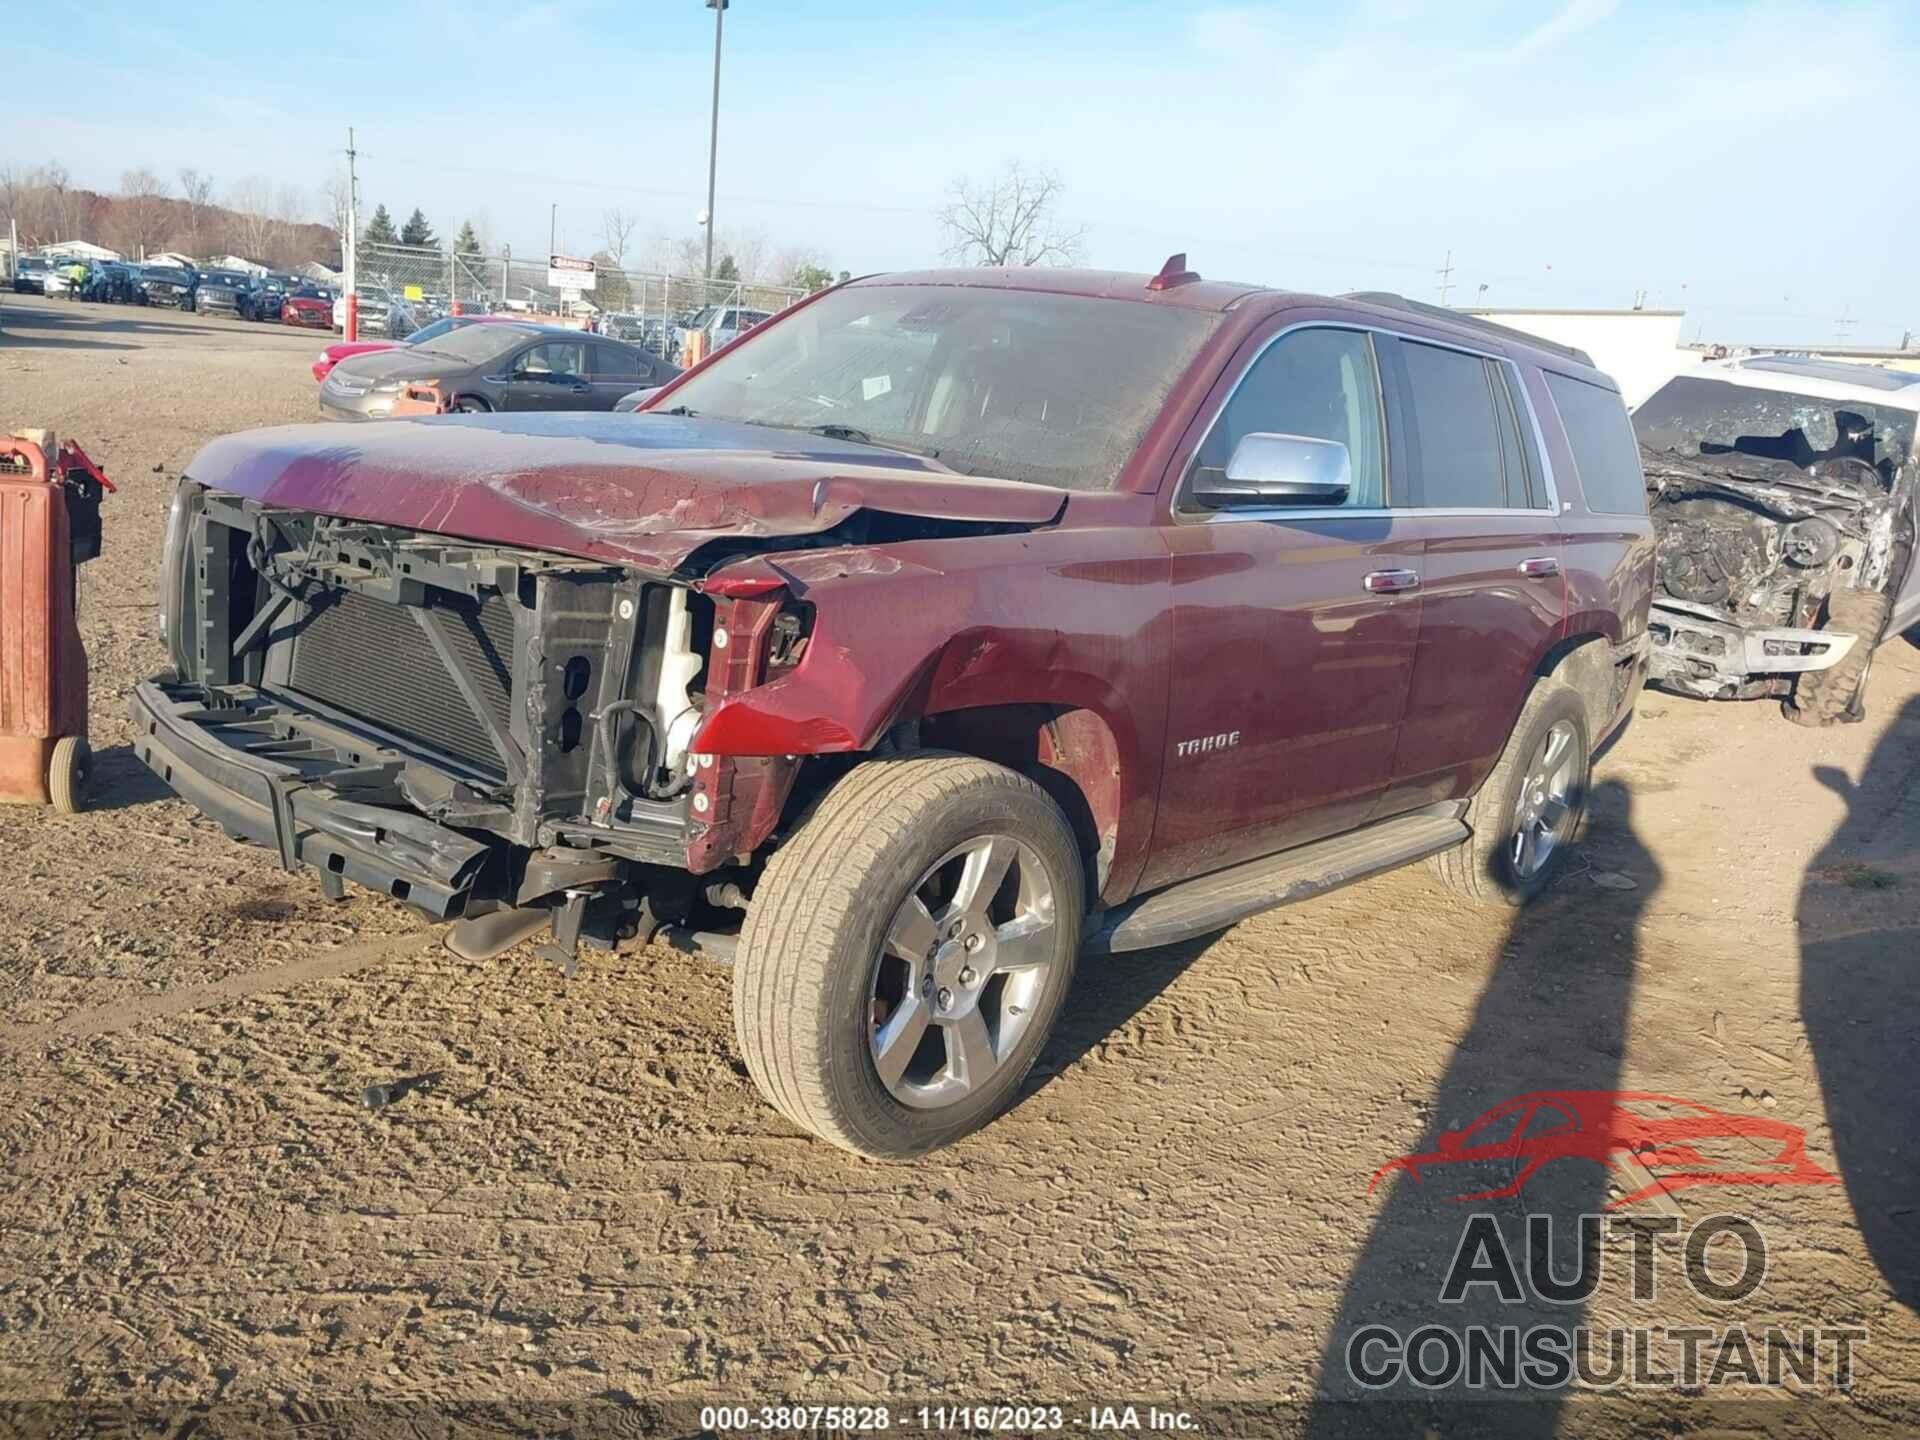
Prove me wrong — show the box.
[733,754,1082,1159]
[1784,587,1890,727]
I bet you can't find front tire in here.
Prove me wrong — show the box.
[1785,587,1889,727]
[734,753,1083,1159]
[1428,681,1590,906]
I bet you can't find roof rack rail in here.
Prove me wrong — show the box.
[1341,291,1595,367]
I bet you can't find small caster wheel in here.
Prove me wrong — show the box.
[49,736,91,815]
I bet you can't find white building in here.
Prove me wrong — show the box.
[1463,307,1702,406]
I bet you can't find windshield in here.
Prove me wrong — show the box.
[662,284,1220,490]
[1634,376,1918,485]
[145,268,188,283]
[416,324,536,363]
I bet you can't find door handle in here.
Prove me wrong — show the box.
[1363,569,1421,594]
[1517,557,1560,578]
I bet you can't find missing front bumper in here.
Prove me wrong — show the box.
[129,679,496,918]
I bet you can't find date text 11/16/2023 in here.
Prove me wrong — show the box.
[698,1404,1199,1432]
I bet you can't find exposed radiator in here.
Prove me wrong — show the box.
[287,587,516,775]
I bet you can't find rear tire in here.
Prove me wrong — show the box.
[1428,681,1590,907]
[1785,588,1889,727]
[452,397,489,413]
[733,752,1083,1159]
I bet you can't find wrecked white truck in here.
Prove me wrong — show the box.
[1633,356,1920,722]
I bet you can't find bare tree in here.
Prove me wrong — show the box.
[0,164,27,243]
[601,207,638,269]
[178,167,215,253]
[936,161,1087,267]
[40,162,77,243]
[319,169,352,254]
[115,168,172,258]
[227,177,279,262]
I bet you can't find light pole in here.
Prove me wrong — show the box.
[703,0,727,282]
[549,203,557,259]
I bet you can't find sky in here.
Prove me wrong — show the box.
[8,0,1919,346]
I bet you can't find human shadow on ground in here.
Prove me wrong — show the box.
[1798,695,1920,1313]
[1306,779,1658,1437]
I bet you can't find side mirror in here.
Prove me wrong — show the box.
[1194,432,1352,507]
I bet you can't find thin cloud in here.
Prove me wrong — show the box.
[1479,0,1621,63]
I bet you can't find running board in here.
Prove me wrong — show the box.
[1084,809,1469,955]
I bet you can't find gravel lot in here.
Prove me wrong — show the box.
[2,292,1916,1432]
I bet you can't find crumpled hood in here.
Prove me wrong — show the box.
[183,412,1069,575]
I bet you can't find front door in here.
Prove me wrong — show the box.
[501,340,592,411]
[1144,325,1423,891]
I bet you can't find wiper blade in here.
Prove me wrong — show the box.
[802,423,946,465]
[808,423,874,444]
[661,405,697,417]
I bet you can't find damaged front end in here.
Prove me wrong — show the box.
[1635,377,1917,701]
[134,486,808,956]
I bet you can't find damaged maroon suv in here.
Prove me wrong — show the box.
[135,263,1654,1156]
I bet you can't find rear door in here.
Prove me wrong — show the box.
[500,340,592,411]
[1144,323,1424,890]
[587,342,651,408]
[1371,335,1566,815]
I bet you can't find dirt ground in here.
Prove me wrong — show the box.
[1,292,1916,1433]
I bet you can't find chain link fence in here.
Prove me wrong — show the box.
[345,240,806,359]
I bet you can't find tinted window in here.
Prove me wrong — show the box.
[1189,327,1386,508]
[404,317,458,344]
[594,344,643,380]
[1490,365,1543,507]
[1398,341,1507,508]
[1546,372,1646,515]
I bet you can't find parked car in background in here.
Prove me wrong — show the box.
[1634,355,1920,723]
[319,324,674,418]
[41,259,88,298]
[86,261,143,303]
[241,274,297,322]
[708,305,772,348]
[146,265,1654,1156]
[11,255,51,293]
[309,313,528,382]
[281,285,335,330]
[193,270,253,318]
[331,287,418,339]
[139,264,199,309]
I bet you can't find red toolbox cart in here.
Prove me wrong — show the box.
[0,429,111,812]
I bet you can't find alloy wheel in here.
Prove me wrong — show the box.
[1510,719,1579,880]
[868,834,1059,1110]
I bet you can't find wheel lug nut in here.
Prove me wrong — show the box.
[946,919,964,939]
[958,966,976,985]
[963,933,983,953]
[937,987,952,1010]
[921,977,933,996]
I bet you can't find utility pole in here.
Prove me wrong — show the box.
[549,203,557,259]
[703,0,728,282]
[1435,248,1454,307]
[345,126,360,341]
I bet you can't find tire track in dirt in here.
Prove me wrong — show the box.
[0,931,431,1052]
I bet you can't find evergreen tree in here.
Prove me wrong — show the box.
[362,204,398,245]
[455,220,482,258]
[400,207,436,247]
[714,254,740,282]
